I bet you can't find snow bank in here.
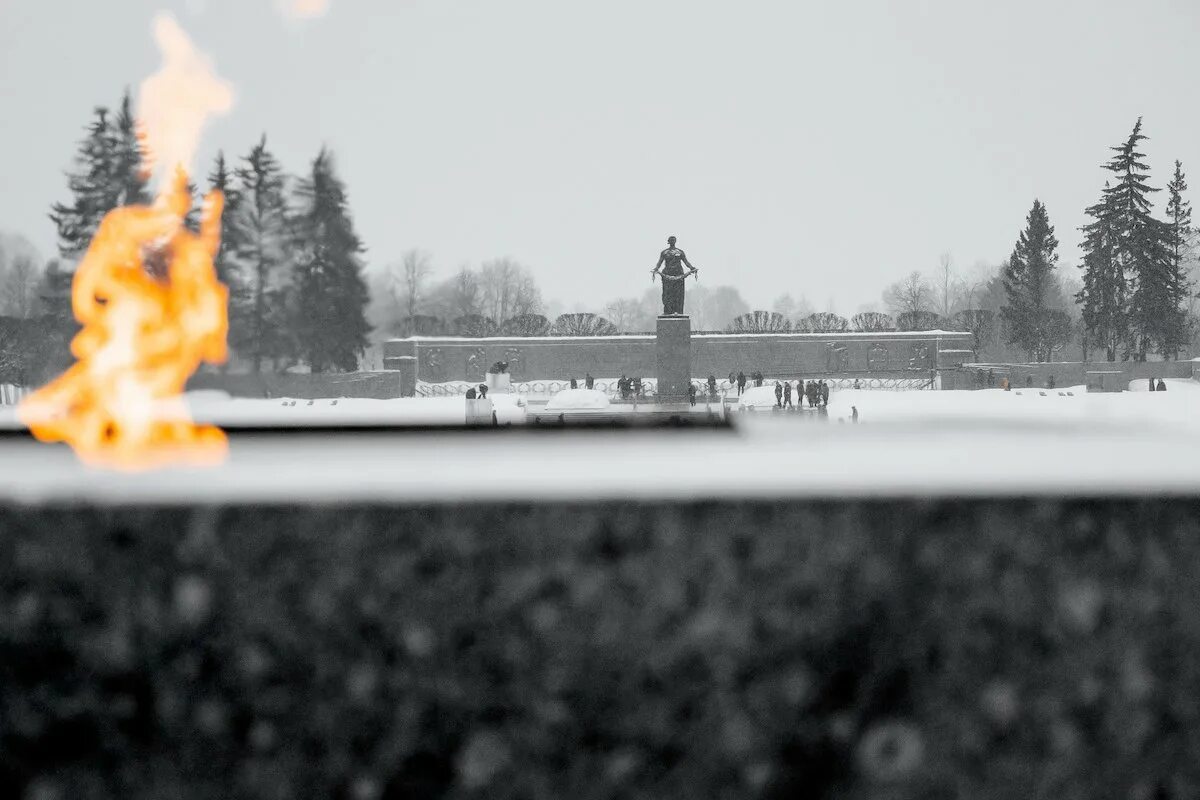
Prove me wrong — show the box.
[819,382,1200,431]
[738,385,781,409]
[545,389,611,411]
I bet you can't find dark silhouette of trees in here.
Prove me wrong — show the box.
[725,310,791,333]
[549,313,618,336]
[851,312,895,332]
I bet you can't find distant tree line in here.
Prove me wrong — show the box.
[866,118,1197,364]
[2,89,372,383]
[5,107,1198,387]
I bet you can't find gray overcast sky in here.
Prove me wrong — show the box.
[2,0,1199,313]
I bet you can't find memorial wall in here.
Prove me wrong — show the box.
[383,329,973,385]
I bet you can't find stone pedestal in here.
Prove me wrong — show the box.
[486,372,514,393]
[466,398,495,425]
[656,315,692,402]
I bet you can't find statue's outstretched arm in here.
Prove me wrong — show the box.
[652,251,665,274]
[681,252,698,275]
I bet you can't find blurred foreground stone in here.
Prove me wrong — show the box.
[1,501,1199,799]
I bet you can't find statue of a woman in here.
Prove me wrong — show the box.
[650,235,698,316]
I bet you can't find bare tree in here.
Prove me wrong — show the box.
[0,253,42,318]
[725,310,791,333]
[604,297,655,332]
[934,252,959,319]
[480,258,542,324]
[799,312,849,333]
[851,311,895,332]
[882,271,933,319]
[400,249,433,335]
[549,313,618,336]
[450,266,480,319]
[0,235,43,319]
[771,292,813,322]
[687,284,750,330]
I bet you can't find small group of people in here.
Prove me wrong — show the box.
[617,375,644,400]
[464,383,489,400]
[1149,378,1168,392]
[567,373,596,390]
[728,370,768,395]
[773,379,830,409]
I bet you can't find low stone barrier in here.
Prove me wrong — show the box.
[187,371,404,400]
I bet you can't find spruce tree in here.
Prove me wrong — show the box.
[49,107,116,260]
[1106,118,1169,360]
[1077,184,1126,361]
[207,151,244,290]
[1160,160,1194,356]
[207,151,248,365]
[291,148,371,372]
[110,89,151,208]
[49,92,151,262]
[231,136,292,373]
[1001,199,1061,361]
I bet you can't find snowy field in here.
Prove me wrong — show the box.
[800,378,1200,431]
[2,379,1200,504]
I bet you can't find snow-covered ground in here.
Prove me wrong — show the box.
[0,391,530,428]
[814,378,1200,431]
[544,389,610,411]
[2,380,1199,503]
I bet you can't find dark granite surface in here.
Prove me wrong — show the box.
[2,500,1198,799]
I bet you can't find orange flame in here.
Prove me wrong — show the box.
[18,174,230,470]
[18,14,233,470]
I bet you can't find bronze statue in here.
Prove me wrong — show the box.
[650,235,698,316]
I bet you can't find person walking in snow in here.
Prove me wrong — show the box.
[688,384,697,406]
[1157,378,1167,391]
[736,371,746,396]
[585,373,594,390]
[774,382,783,407]
[820,380,830,407]
[782,381,793,409]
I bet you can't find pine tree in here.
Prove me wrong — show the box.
[1106,118,1170,360]
[1077,184,1126,361]
[49,92,151,262]
[207,151,244,290]
[49,107,116,260]
[291,148,371,372]
[1001,199,1061,361]
[207,151,248,367]
[231,136,292,373]
[110,89,151,208]
[1160,160,1194,356]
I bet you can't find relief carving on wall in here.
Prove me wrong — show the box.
[423,347,445,382]
[908,343,931,370]
[503,347,523,380]
[868,344,889,371]
[465,347,488,380]
[824,342,848,372]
